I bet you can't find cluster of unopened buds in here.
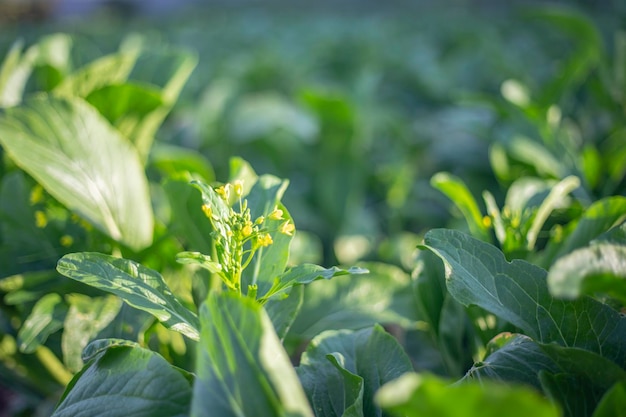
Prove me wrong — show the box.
[199,179,294,293]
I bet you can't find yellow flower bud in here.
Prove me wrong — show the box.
[482,216,492,228]
[60,235,74,247]
[30,185,44,205]
[242,223,253,237]
[233,180,244,197]
[34,211,48,228]
[255,216,265,225]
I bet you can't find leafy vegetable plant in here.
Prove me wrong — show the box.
[51,173,376,416]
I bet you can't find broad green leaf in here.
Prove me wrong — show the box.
[430,172,489,241]
[52,345,192,417]
[539,372,600,417]
[54,49,138,98]
[289,263,416,340]
[0,172,59,274]
[464,333,560,390]
[413,250,446,337]
[296,325,413,417]
[265,285,304,341]
[437,295,474,378]
[17,293,68,353]
[376,372,560,417]
[592,381,626,417]
[0,95,154,250]
[297,345,364,417]
[553,196,626,260]
[539,344,626,392]
[548,243,626,304]
[62,294,122,372]
[191,292,313,417]
[420,229,626,365]
[57,252,199,340]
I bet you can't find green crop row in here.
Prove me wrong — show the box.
[0,4,625,417]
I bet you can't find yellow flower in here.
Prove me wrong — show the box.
[29,185,44,205]
[268,206,284,220]
[233,180,244,197]
[215,184,231,200]
[202,204,213,219]
[34,211,48,228]
[60,235,74,247]
[482,215,492,228]
[255,216,265,225]
[280,221,295,236]
[242,223,253,237]
[257,233,273,247]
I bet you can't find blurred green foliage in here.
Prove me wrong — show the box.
[0,2,625,416]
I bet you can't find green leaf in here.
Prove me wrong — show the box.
[262,263,368,301]
[413,250,446,337]
[539,372,600,417]
[265,285,304,341]
[150,144,214,182]
[296,325,413,417]
[420,229,626,365]
[548,243,626,304]
[376,372,560,417]
[54,49,139,98]
[430,172,489,241]
[592,381,626,417]
[437,295,475,378]
[297,346,364,417]
[126,47,197,160]
[176,251,224,274]
[553,196,626,259]
[539,344,626,393]
[163,179,214,255]
[52,345,192,417]
[240,176,292,295]
[0,95,154,250]
[525,175,580,250]
[463,333,560,390]
[62,294,123,372]
[289,263,416,340]
[0,40,31,107]
[17,293,68,353]
[191,292,313,417]
[57,252,199,341]
[85,83,164,137]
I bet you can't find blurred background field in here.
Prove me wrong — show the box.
[3,0,624,265]
[1,1,626,415]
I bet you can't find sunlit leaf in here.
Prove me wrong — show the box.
[57,252,199,340]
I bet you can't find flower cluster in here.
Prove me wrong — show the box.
[200,180,294,293]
